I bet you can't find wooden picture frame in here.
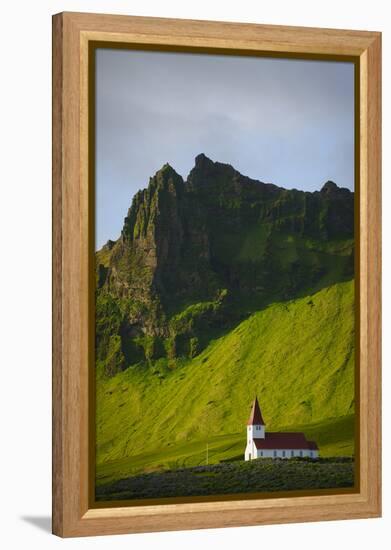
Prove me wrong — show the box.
[52,11,381,537]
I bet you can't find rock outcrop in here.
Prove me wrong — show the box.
[96,154,354,374]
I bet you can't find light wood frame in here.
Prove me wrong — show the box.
[52,11,381,537]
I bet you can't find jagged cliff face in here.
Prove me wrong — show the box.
[96,154,354,375]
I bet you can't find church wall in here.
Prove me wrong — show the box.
[255,449,319,459]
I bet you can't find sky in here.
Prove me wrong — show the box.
[96,48,355,248]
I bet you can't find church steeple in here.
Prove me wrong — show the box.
[246,397,266,441]
[247,397,265,426]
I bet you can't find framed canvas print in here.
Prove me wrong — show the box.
[52,12,381,537]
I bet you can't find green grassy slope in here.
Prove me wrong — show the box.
[96,280,355,472]
[96,414,354,486]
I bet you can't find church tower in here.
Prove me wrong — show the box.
[247,396,265,443]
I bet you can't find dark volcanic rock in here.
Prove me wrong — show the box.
[96,154,354,374]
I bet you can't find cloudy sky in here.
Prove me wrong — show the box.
[96,48,354,248]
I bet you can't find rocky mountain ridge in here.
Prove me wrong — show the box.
[96,154,354,375]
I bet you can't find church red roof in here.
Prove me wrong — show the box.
[247,397,265,426]
[253,432,318,450]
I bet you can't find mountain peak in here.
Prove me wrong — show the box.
[194,153,215,169]
[97,156,355,380]
[157,162,177,175]
[320,180,339,194]
[151,162,184,189]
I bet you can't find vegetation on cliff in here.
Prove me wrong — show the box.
[96,154,354,375]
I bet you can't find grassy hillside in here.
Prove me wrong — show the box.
[96,414,354,486]
[96,280,355,472]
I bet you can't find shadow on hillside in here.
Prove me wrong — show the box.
[165,270,355,365]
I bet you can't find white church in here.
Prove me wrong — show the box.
[244,397,319,460]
